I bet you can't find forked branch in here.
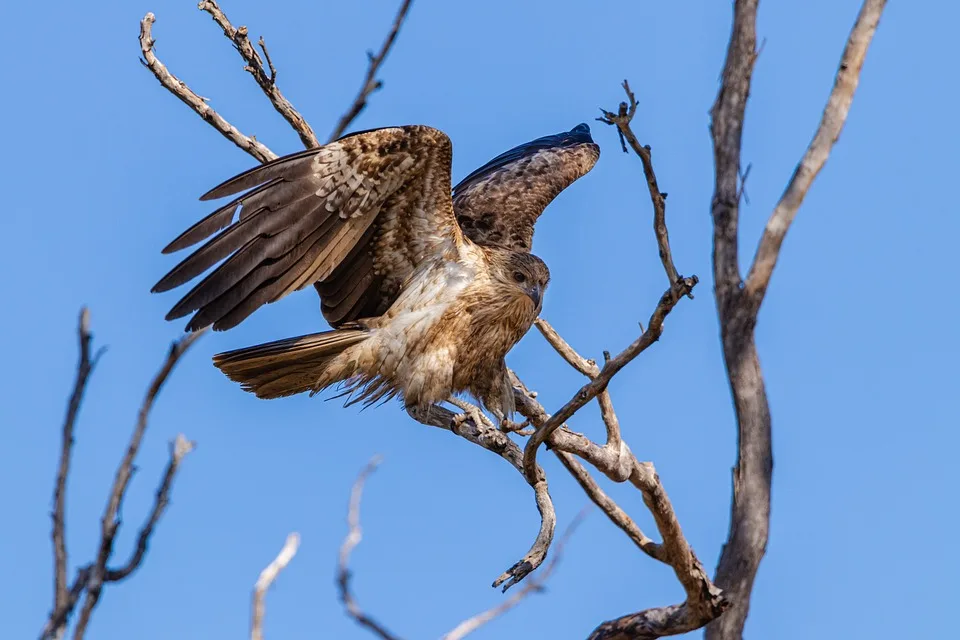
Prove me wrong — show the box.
[139,13,277,163]
[707,2,886,639]
[198,0,320,149]
[742,0,887,312]
[42,319,202,640]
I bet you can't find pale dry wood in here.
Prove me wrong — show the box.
[198,0,320,149]
[515,84,733,634]
[512,386,727,639]
[250,533,301,640]
[706,2,887,639]
[521,276,696,486]
[599,80,682,288]
[407,402,556,592]
[554,451,663,561]
[139,13,277,163]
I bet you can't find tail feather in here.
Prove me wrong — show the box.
[213,328,368,399]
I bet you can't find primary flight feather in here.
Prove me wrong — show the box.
[153,124,598,417]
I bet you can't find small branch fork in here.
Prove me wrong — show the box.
[705,2,887,639]
[140,0,414,166]
[198,0,320,149]
[41,311,203,640]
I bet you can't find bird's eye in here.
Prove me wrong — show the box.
[512,271,526,284]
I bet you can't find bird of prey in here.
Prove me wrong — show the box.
[152,123,599,417]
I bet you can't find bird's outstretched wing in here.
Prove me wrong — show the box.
[152,126,459,332]
[452,123,600,251]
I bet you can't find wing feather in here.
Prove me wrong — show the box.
[154,126,459,331]
[452,123,599,251]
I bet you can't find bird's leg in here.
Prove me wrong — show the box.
[447,396,493,434]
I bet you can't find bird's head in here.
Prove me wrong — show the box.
[492,251,551,313]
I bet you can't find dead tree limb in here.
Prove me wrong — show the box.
[706,2,887,638]
[198,0,320,148]
[251,533,301,640]
[139,13,276,163]
[41,322,203,640]
[407,402,556,592]
[50,309,103,626]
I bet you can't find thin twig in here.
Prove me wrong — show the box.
[328,0,415,141]
[534,319,624,458]
[522,276,697,485]
[71,330,205,640]
[40,567,92,640]
[103,435,196,581]
[599,80,681,287]
[553,451,663,562]
[535,318,599,377]
[511,383,728,637]
[743,0,887,311]
[407,403,555,591]
[52,310,95,614]
[440,508,590,640]
[46,309,104,640]
[337,456,403,640]
[251,533,300,640]
[139,13,277,163]
[198,0,319,148]
[259,37,277,83]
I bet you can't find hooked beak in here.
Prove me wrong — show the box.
[525,284,543,310]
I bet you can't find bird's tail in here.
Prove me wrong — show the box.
[212,328,369,399]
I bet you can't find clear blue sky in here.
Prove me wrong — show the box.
[1,1,956,638]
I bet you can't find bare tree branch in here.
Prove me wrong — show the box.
[706,2,886,638]
[599,80,681,288]
[71,331,205,640]
[50,309,102,623]
[521,276,696,485]
[328,0,415,141]
[511,385,728,638]
[103,435,196,581]
[198,0,320,149]
[337,456,403,640]
[139,13,276,162]
[407,403,556,591]
[251,533,300,640]
[41,318,202,640]
[742,0,887,311]
[553,451,663,562]
[710,1,758,313]
[521,81,703,487]
[440,508,589,640]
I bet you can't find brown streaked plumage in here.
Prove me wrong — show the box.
[153,124,596,415]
